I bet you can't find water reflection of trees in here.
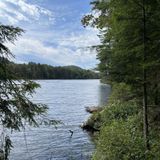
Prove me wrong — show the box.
[98,84,111,106]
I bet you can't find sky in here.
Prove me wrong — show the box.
[0,0,100,69]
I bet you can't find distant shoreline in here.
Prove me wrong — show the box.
[7,61,99,80]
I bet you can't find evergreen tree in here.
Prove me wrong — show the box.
[0,24,48,159]
[82,0,160,152]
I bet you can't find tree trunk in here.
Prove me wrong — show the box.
[142,0,149,150]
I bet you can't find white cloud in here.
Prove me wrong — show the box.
[7,36,98,67]
[0,0,54,24]
[59,28,100,48]
[1,0,100,68]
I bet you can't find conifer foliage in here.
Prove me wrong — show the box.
[82,0,160,158]
[0,24,48,159]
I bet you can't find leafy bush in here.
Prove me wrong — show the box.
[100,100,139,125]
[90,83,160,160]
[92,115,146,160]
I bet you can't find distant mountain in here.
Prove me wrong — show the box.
[7,62,99,79]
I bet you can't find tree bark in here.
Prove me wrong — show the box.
[142,0,149,150]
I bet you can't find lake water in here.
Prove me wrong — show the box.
[9,80,110,160]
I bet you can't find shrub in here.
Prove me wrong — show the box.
[92,115,146,160]
[91,83,160,160]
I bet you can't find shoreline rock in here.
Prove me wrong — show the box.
[80,122,100,133]
[80,106,102,133]
[85,106,102,113]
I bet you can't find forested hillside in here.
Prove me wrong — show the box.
[8,62,99,79]
[82,0,160,159]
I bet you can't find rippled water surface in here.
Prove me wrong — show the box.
[10,80,110,160]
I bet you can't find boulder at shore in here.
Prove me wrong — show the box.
[85,106,102,113]
[80,122,100,133]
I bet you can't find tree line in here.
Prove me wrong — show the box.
[7,62,99,79]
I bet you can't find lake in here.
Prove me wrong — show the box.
[9,80,110,160]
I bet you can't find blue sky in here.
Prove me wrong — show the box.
[0,0,100,69]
